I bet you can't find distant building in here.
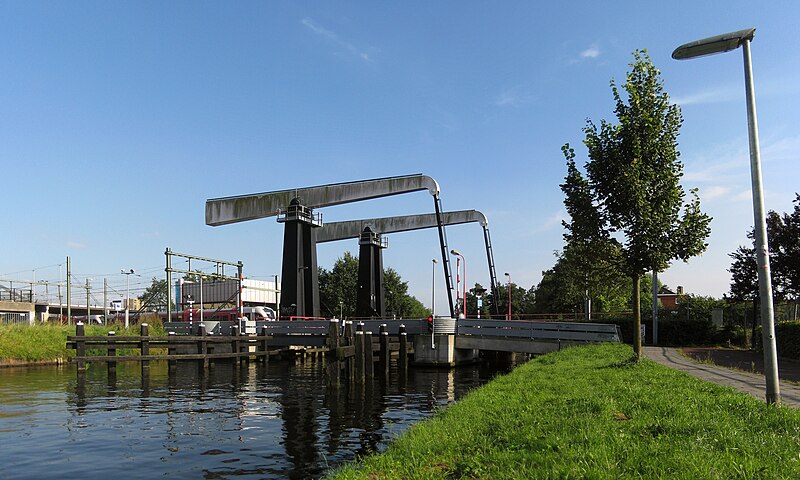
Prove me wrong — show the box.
[658,285,684,310]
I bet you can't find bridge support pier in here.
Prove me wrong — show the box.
[412,334,478,366]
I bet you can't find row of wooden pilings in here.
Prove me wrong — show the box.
[69,319,411,384]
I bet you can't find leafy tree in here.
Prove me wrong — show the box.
[138,278,168,311]
[561,50,711,358]
[318,252,427,319]
[384,268,428,318]
[318,252,359,318]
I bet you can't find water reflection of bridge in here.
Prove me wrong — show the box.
[60,359,498,479]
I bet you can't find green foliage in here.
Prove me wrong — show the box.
[329,343,800,479]
[319,252,428,319]
[138,277,168,311]
[729,193,800,302]
[561,50,711,355]
[0,321,166,362]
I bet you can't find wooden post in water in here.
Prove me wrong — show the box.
[399,324,408,374]
[167,331,177,372]
[379,324,390,379]
[140,323,150,374]
[354,331,365,383]
[327,319,340,350]
[107,331,117,377]
[75,322,86,372]
[231,325,241,367]
[198,324,209,370]
[344,321,354,380]
[364,331,374,381]
[260,325,269,363]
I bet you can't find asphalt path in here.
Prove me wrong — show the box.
[643,346,800,408]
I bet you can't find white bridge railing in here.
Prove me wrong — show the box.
[456,319,621,343]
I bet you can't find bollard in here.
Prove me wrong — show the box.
[399,332,408,373]
[354,331,365,383]
[328,319,341,350]
[364,331,374,380]
[140,323,150,373]
[379,330,390,378]
[344,320,354,345]
[167,331,177,372]
[260,325,270,363]
[198,324,209,370]
[231,325,241,367]
[75,322,86,372]
[107,331,117,376]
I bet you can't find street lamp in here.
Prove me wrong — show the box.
[504,272,512,321]
[121,269,135,328]
[450,249,466,318]
[673,27,780,405]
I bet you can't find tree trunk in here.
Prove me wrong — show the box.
[632,274,642,359]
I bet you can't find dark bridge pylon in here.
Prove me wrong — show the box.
[317,209,500,317]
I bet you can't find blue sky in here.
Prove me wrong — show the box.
[2,1,799,308]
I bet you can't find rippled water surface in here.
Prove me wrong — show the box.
[0,358,510,479]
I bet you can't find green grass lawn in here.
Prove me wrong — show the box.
[0,319,165,362]
[328,343,800,479]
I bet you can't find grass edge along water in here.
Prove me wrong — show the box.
[328,343,800,479]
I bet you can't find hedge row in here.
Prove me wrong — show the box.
[589,316,733,347]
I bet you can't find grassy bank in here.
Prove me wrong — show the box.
[329,343,800,479]
[0,319,165,363]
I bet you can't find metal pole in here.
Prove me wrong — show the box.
[431,258,437,350]
[86,279,90,324]
[166,248,172,323]
[125,272,130,328]
[104,278,108,325]
[652,271,659,345]
[743,39,780,404]
[199,274,204,325]
[66,256,71,325]
[238,262,244,319]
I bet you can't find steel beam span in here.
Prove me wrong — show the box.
[205,174,440,226]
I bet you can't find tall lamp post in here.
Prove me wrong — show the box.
[450,250,466,318]
[504,272,512,320]
[121,269,135,328]
[431,258,438,349]
[673,27,780,405]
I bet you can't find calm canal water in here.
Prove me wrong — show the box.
[0,358,513,479]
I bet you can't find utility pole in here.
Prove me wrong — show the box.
[103,278,108,325]
[86,278,91,323]
[66,256,71,325]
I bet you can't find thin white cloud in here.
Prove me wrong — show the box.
[66,241,86,249]
[700,185,730,201]
[672,84,741,106]
[301,17,372,62]
[493,87,535,108]
[580,44,601,59]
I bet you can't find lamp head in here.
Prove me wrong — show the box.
[672,27,755,60]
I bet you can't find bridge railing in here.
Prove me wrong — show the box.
[457,319,621,343]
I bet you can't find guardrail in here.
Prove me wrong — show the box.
[457,319,622,343]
